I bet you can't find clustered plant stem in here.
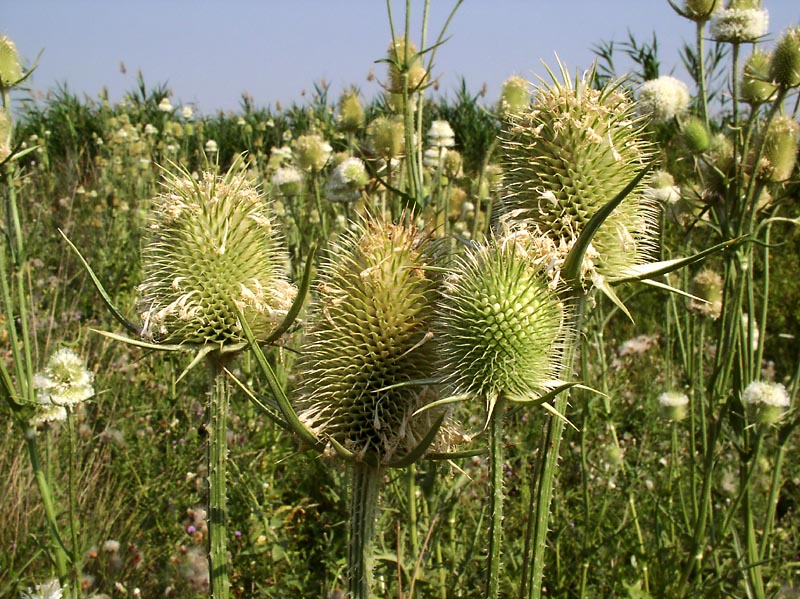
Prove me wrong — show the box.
[486,395,506,599]
[208,356,232,599]
[348,462,382,599]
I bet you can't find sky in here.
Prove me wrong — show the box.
[3,1,799,115]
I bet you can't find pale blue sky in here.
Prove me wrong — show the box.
[4,1,798,114]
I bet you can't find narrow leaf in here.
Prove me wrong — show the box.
[261,244,316,347]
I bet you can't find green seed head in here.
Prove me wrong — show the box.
[292,133,332,172]
[0,36,22,90]
[138,155,296,345]
[436,233,567,412]
[688,269,724,320]
[500,68,657,283]
[683,0,721,21]
[741,49,777,104]
[295,218,440,462]
[681,116,711,154]
[387,37,428,94]
[367,115,405,159]
[337,89,365,133]
[498,75,530,116]
[757,115,800,182]
[769,26,800,89]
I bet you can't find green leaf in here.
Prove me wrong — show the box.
[261,243,316,347]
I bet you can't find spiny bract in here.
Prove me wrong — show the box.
[500,67,657,285]
[138,155,295,345]
[295,218,439,462]
[436,233,567,412]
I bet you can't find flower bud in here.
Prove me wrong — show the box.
[741,50,777,104]
[757,115,800,182]
[0,35,23,90]
[688,269,724,320]
[681,116,711,153]
[498,76,530,116]
[658,391,690,422]
[337,89,365,133]
[769,26,800,89]
[742,381,790,425]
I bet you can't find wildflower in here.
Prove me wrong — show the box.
[102,540,121,553]
[157,97,174,112]
[658,391,690,422]
[137,155,296,345]
[637,76,691,123]
[292,133,332,172]
[436,232,568,416]
[204,139,218,154]
[367,116,405,159]
[756,115,800,182]
[181,105,194,120]
[33,348,95,408]
[20,579,64,599]
[647,171,681,205]
[325,157,368,203]
[741,50,777,104]
[710,2,769,43]
[498,75,530,116]
[387,37,428,94]
[144,123,158,135]
[271,165,304,196]
[423,147,444,169]
[770,26,800,89]
[428,120,455,149]
[337,89,365,133]
[294,217,440,462]
[0,35,23,90]
[742,381,790,424]
[688,269,724,320]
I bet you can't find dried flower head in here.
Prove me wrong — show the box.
[33,348,95,408]
[325,157,369,203]
[742,380,791,424]
[138,155,295,345]
[500,67,657,285]
[710,3,769,43]
[436,232,568,415]
[637,76,691,123]
[294,218,440,462]
[770,26,800,89]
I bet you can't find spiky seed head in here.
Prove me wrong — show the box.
[337,89,365,133]
[741,50,777,104]
[271,165,304,197]
[770,26,800,89]
[0,36,22,90]
[292,133,332,172]
[682,0,721,21]
[294,218,440,462]
[138,155,296,345]
[681,116,711,153]
[742,381,790,425]
[756,115,800,182]
[436,233,567,414]
[688,269,724,320]
[325,157,369,203]
[367,116,405,159]
[637,76,691,123]
[500,68,658,284]
[498,76,530,116]
[443,149,464,179]
[710,4,769,43]
[387,37,428,94]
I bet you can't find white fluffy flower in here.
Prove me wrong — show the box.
[204,139,218,153]
[33,348,94,408]
[742,381,790,407]
[325,157,369,203]
[710,8,769,42]
[638,77,691,123]
[423,146,446,169]
[157,97,173,113]
[20,579,64,599]
[659,391,690,408]
[181,105,194,120]
[271,165,304,196]
[428,119,455,148]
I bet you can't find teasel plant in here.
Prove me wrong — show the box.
[64,154,302,599]
[0,36,83,598]
[233,213,447,599]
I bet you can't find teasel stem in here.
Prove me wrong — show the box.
[208,354,231,599]
[349,461,382,599]
[66,407,82,598]
[407,464,419,558]
[486,394,506,599]
[742,431,765,599]
[760,440,787,562]
[695,20,710,129]
[24,429,70,588]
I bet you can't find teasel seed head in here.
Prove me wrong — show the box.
[681,116,712,154]
[138,155,296,346]
[688,269,724,320]
[294,217,440,462]
[498,75,531,117]
[500,66,658,286]
[387,37,428,94]
[367,115,405,160]
[710,1,769,43]
[0,35,22,91]
[337,89,365,133]
[756,115,800,182]
[681,0,722,22]
[741,49,777,104]
[292,133,332,172]
[769,26,800,89]
[436,231,568,416]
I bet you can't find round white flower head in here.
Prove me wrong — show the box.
[33,348,95,408]
[659,391,690,421]
[144,123,158,136]
[637,76,691,123]
[157,97,173,113]
[423,146,446,169]
[292,133,333,172]
[31,404,68,426]
[647,170,682,205]
[20,578,64,599]
[325,157,369,203]
[428,119,455,148]
[181,105,194,120]
[710,7,769,43]
[743,380,790,424]
[271,165,304,196]
[204,139,218,153]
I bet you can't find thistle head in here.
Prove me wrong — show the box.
[769,26,800,89]
[33,348,95,409]
[138,155,296,346]
[292,133,332,172]
[436,231,568,416]
[637,76,691,124]
[756,115,800,182]
[0,35,23,91]
[710,2,769,43]
[294,217,440,462]
[387,37,428,94]
[500,66,658,285]
[325,156,369,203]
[742,381,791,425]
[741,50,777,104]
[337,89,365,133]
[498,75,530,116]
[367,115,405,159]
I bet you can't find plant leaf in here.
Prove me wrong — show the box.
[261,244,316,347]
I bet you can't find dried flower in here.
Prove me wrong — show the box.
[33,348,95,408]
[137,155,295,345]
[638,76,691,123]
